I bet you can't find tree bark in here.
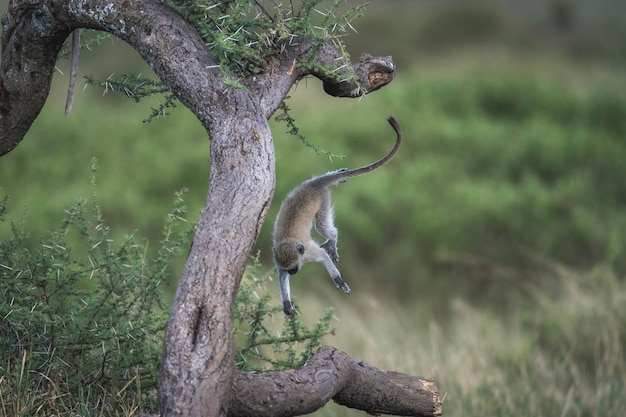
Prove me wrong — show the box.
[158,111,275,416]
[0,1,436,417]
[0,0,68,155]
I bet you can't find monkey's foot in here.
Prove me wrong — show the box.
[321,240,339,263]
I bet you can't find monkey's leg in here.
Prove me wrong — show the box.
[315,191,340,263]
[278,270,296,315]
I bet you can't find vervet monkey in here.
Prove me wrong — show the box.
[273,117,402,315]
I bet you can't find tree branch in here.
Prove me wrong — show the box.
[230,346,442,417]
[307,44,396,97]
[0,0,225,156]
[249,39,396,117]
[0,0,68,155]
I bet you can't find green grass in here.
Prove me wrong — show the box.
[300,262,626,417]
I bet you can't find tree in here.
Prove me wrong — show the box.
[0,1,441,416]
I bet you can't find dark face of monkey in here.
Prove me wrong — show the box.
[274,241,305,275]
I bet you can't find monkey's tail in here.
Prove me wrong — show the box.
[320,117,402,186]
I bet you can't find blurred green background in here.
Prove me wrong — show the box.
[1,0,625,416]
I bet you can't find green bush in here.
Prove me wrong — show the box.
[0,169,333,415]
[234,258,335,372]
[0,172,192,414]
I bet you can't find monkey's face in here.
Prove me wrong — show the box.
[274,240,305,275]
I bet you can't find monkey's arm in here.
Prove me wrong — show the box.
[312,246,351,295]
[279,246,350,316]
[278,269,296,315]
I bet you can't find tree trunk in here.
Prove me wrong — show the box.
[0,1,439,416]
[159,110,276,416]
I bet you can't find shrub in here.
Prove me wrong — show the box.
[0,165,333,415]
[0,177,192,414]
[233,258,335,372]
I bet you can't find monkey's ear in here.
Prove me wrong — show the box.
[296,244,305,255]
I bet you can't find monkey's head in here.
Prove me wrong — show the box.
[274,239,305,275]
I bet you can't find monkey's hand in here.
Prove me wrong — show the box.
[283,300,296,315]
[320,240,339,264]
[330,273,351,295]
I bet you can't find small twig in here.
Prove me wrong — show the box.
[253,0,274,22]
[65,29,80,117]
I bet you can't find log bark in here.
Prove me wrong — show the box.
[231,346,442,417]
[141,345,442,417]
[0,1,437,416]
